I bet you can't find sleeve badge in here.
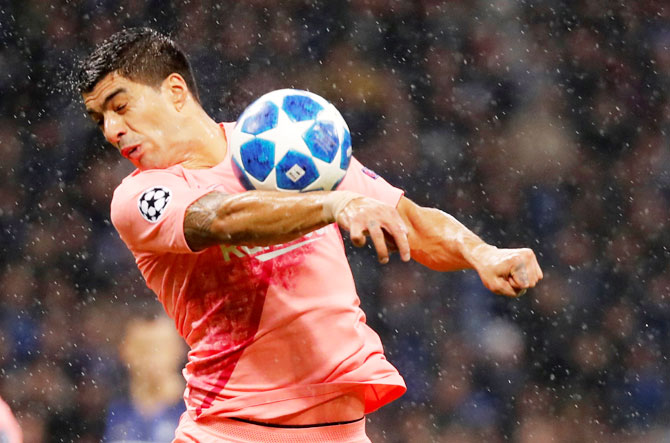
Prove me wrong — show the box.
[137,186,172,222]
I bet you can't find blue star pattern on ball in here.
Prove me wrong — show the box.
[275,151,319,190]
[282,94,323,122]
[340,128,352,170]
[303,121,339,163]
[240,139,275,181]
[240,101,279,135]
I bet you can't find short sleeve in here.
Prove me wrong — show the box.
[337,157,404,207]
[110,169,213,254]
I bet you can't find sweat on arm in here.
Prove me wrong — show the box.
[111,166,407,258]
[183,190,359,251]
[183,189,411,263]
[112,174,346,254]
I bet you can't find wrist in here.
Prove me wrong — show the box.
[322,191,363,223]
[464,241,496,271]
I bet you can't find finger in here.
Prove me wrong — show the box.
[368,221,390,264]
[507,274,531,296]
[509,262,530,288]
[531,262,543,285]
[525,261,542,287]
[349,223,367,248]
[526,250,543,281]
[504,278,526,297]
[495,279,518,297]
[383,231,398,252]
[385,223,410,262]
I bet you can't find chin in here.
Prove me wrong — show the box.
[135,156,159,170]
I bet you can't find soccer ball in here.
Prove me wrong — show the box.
[229,89,352,192]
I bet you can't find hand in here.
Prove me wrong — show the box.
[470,245,543,297]
[336,198,411,264]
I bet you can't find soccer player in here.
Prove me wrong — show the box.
[104,316,186,442]
[78,28,542,443]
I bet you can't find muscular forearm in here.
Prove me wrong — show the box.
[184,190,360,251]
[399,197,542,297]
[400,199,489,272]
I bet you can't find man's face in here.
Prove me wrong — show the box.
[83,73,183,170]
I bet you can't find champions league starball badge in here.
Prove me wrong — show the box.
[138,186,172,222]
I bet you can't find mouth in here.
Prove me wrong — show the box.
[121,144,140,159]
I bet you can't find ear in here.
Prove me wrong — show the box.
[161,73,189,111]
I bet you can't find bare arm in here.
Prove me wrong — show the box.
[184,191,334,251]
[397,197,543,296]
[184,190,411,261]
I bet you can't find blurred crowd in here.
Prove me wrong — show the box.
[1,0,670,441]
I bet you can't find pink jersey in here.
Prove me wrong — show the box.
[110,123,406,421]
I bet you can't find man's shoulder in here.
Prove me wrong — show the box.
[113,166,185,199]
[110,166,190,227]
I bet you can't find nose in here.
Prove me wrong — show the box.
[103,113,127,145]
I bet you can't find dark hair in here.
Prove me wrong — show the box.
[77,27,200,102]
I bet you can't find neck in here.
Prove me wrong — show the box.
[178,107,228,169]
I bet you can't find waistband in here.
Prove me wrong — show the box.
[229,416,364,428]
[180,415,370,443]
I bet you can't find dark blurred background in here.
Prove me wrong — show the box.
[1,0,670,442]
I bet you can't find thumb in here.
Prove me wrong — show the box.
[509,262,529,288]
